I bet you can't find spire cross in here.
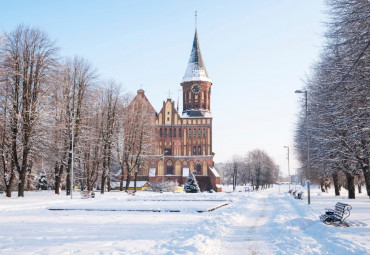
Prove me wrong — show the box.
[167,90,172,98]
[195,11,197,29]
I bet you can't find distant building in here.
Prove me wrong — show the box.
[128,27,221,192]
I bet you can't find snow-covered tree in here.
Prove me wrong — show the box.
[184,172,200,193]
[294,0,370,199]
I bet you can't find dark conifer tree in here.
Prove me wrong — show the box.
[184,173,200,193]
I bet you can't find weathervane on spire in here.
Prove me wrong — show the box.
[195,11,197,30]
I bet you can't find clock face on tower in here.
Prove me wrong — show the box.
[191,83,200,94]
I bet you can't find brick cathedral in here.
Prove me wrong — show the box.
[130,28,221,192]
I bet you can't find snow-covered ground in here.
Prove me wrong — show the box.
[0,185,369,255]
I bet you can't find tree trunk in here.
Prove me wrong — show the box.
[107,175,111,192]
[125,172,131,191]
[18,170,26,197]
[332,173,340,196]
[87,180,92,192]
[66,151,72,196]
[26,170,33,191]
[18,147,30,197]
[346,172,355,199]
[120,170,124,191]
[55,162,63,195]
[5,170,15,197]
[134,170,138,192]
[320,179,325,192]
[358,183,362,194]
[107,150,111,192]
[362,159,370,198]
[101,173,106,194]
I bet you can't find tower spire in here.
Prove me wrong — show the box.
[182,19,211,83]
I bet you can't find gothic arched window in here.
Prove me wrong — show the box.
[198,146,201,155]
[164,128,167,137]
[193,146,196,155]
[160,128,162,137]
[166,160,173,175]
[203,128,206,137]
[169,128,172,137]
[179,128,182,137]
[196,161,201,174]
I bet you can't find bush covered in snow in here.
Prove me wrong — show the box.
[150,180,178,192]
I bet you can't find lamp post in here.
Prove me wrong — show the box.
[162,149,169,183]
[295,90,310,204]
[70,109,75,199]
[283,146,290,191]
[162,153,165,184]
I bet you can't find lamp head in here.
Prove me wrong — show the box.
[295,90,304,94]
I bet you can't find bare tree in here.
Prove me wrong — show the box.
[52,57,97,195]
[0,25,57,197]
[122,93,155,192]
[99,82,119,194]
[245,149,277,190]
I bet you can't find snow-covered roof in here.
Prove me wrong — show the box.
[182,29,211,83]
[182,109,212,118]
[209,167,220,177]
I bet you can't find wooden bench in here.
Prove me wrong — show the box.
[80,191,95,199]
[126,190,136,196]
[294,191,303,199]
[320,202,352,227]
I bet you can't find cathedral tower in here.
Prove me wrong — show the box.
[181,29,212,117]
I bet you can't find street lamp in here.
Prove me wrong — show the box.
[295,90,311,204]
[283,146,290,191]
[162,153,165,184]
[70,109,75,199]
[162,149,169,183]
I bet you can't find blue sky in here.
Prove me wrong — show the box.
[1,0,326,176]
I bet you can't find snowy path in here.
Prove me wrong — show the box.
[183,190,370,255]
[219,193,274,254]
